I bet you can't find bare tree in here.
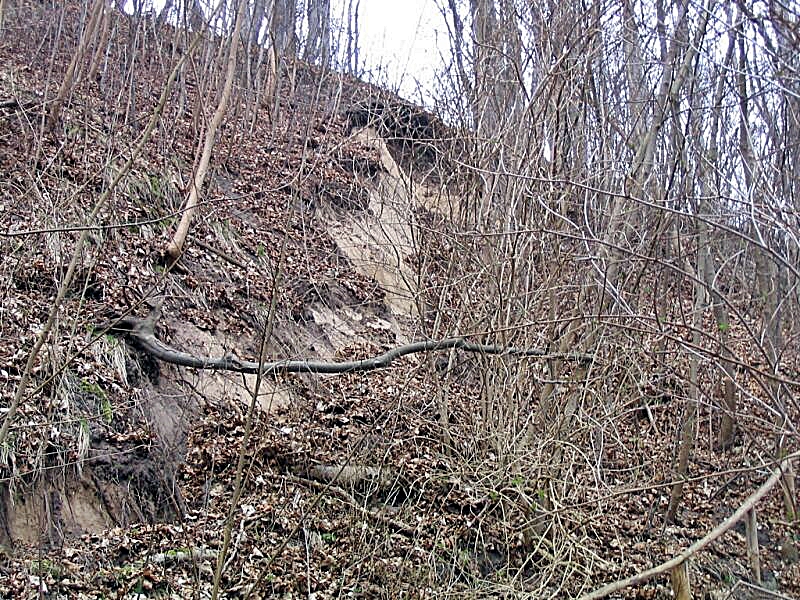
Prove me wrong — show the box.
[272,0,296,57]
[304,0,330,66]
[430,0,797,570]
[248,0,269,47]
[48,0,106,128]
[165,0,248,262]
[735,6,799,518]
[345,0,360,75]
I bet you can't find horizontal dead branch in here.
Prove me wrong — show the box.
[102,315,594,375]
[305,464,395,489]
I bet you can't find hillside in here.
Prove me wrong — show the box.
[1,2,799,599]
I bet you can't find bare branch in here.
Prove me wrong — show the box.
[103,315,594,375]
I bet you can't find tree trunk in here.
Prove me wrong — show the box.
[445,0,471,99]
[735,19,797,519]
[470,0,505,137]
[304,0,330,65]
[48,0,106,128]
[88,0,112,82]
[665,224,705,524]
[156,0,174,26]
[345,0,360,75]
[187,0,206,32]
[670,561,692,600]
[272,0,296,57]
[248,0,268,47]
[165,0,247,263]
[745,508,761,583]
[697,10,738,449]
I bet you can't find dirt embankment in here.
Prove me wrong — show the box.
[1,80,438,549]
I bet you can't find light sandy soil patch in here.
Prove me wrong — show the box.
[167,320,293,414]
[325,127,419,318]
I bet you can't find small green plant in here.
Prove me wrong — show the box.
[0,438,13,467]
[133,578,145,594]
[100,397,113,423]
[77,417,90,447]
[783,504,797,522]
[149,174,164,198]
[80,380,112,422]
[80,379,106,399]
[457,548,471,567]
[30,558,62,578]
[718,322,730,332]
[722,570,735,585]
[321,532,337,543]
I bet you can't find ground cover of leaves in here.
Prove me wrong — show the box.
[0,3,798,599]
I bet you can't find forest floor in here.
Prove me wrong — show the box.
[0,3,798,599]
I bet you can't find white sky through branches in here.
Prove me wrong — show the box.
[122,1,446,102]
[331,0,444,101]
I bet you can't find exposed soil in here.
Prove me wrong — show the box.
[0,3,798,599]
